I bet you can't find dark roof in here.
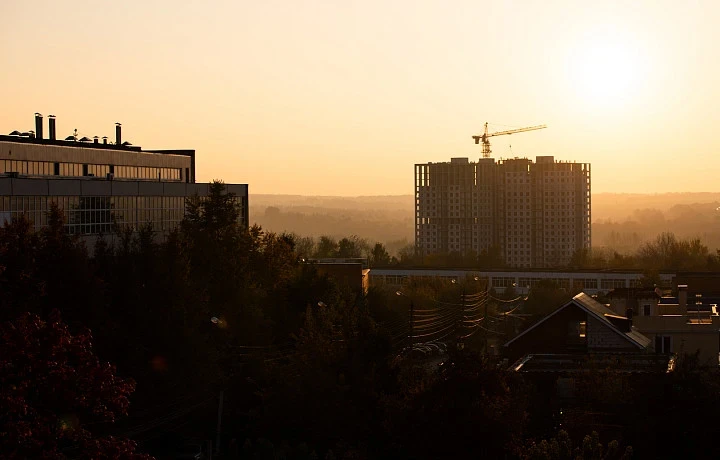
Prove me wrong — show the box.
[504,293,651,349]
[606,287,660,299]
[659,295,719,312]
[509,353,674,374]
[0,134,143,152]
[0,135,195,158]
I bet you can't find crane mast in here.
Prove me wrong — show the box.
[472,122,547,158]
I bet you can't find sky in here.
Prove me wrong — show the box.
[2,0,720,196]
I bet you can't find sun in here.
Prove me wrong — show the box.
[567,29,647,109]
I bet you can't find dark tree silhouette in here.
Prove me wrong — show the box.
[0,311,152,459]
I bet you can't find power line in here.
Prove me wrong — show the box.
[412,323,456,339]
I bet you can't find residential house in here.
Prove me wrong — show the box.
[629,284,720,367]
[504,293,667,374]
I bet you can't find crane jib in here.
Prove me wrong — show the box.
[471,123,547,158]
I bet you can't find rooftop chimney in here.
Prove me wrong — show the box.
[115,122,121,146]
[34,113,43,140]
[102,136,108,145]
[48,115,56,140]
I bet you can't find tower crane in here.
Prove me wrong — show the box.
[472,122,547,158]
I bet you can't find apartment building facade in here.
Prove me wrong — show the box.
[415,155,590,268]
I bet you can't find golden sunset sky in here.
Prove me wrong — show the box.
[1,1,718,196]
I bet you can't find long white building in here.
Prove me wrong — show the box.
[370,268,675,296]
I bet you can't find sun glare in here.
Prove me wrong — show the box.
[567,29,647,109]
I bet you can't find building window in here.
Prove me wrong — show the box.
[567,320,587,344]
[655,335,672,354]
[578,321,587,338]
[643,304,651,316]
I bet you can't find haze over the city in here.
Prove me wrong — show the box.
[2,0,719,196]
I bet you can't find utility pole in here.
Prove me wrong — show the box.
[458,286,466,350]
[396,290,415,353]
[215,390,224,456]
[409,299,414,349]
[484,298,489,355]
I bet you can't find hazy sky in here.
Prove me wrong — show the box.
[2,1,719,196]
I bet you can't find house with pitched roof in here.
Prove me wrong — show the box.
[503,293,670,375]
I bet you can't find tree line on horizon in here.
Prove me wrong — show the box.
[286,231,720,273]
[253,197,720,267]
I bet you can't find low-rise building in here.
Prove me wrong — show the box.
[309,258,370,295]
[1,113,248,239]
[624,284,720,366]
[605,287,661,317]
[504,292,653,365]
[503,293,670,401]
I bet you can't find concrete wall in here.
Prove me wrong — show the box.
[370,268,676,295]
[587,316,637,351]
[0,140,190,170]
[0,177,246,199]
[504,305,588,362]
[315,263,366,294]
[633,315,720,366]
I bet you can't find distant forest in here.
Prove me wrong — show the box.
[251,192,720,256]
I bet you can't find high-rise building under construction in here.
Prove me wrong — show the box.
[414,156,590,268]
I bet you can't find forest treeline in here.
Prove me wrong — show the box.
[3,183,720,458]
[288,231,720,272]
[251,193,720,258]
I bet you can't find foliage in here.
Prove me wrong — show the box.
[0,311,151,459]
[522,280,576,320]
[294,230,720,271]
[10,182,720,458]
[369,242,391,267]
[518,430,632,460]
[569,232,720,271]
[383,350,528,459]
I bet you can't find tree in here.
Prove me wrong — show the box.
[522,280,575,320]
[397,243,417,265]
[0,214,42,319]
[294,235,316,260]
[370,242,391,267]
[337,236,361,258]
[181,180,253,325]
[314,235,338,258]
[518,430,632,460]
[0,312,152,458]
[635,232,710,270]
[384,350,528,459]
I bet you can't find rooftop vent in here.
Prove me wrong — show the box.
[64,129,79,142]
[34,113,43,140]
[78,136,92,142]
[122,141,132,146]
[48,115,56,140]
[9,130,21,136]
[115,122,121,146]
